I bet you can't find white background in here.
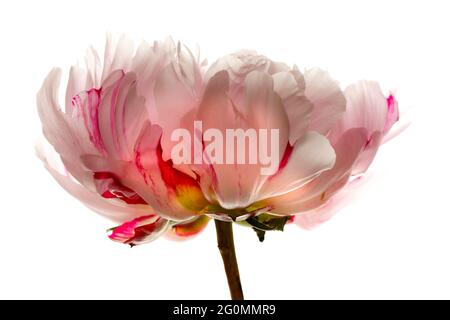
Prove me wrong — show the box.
[0,0,449,299]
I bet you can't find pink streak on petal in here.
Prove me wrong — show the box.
[73,88,107,154]
[384,93,399,133]
[277,143,294,172]
[109,75,124,154]
[93,172,148,205]
[108,215,165,246]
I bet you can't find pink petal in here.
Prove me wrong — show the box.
[37,69,96,187]
[295,175,369,229]
[382,96,412,144]
[382,118,411,144]
[165,215,210,241]
[304,68,346,135]
[266,128,367,215]
[72,70,150,162]
[101,34,134,82]
[328,83,406,176]
[351,131,383,175]
[93,172,148,205]
[197,70,291,209]
[272,71,313,144]
[65,66,88,114]
[244,71,290,155]
[37,69,80,158]
[258,132,336,199]
[81,123,205,221]
[196,70,258,209]
[36,141,155,223]
[108,215,169,246]
[384,94,399,133]
[329,81,388,144]
[205,50,271,83]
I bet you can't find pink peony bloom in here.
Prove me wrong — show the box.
[37,37,208,246]
[37,37,403,246]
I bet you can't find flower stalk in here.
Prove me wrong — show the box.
[215,220,244,300]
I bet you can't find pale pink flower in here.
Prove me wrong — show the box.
[179,52,405,229]
[37,37,209,245]
[37,40,403,246]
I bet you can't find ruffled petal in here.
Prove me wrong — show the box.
[304,68,346,135]
[197,70,290,209]
[82,122,208,221]
[384,94,399,133]
[65,66,89,114]
[37,69,81,158]
[37,140,154,223]
[272,70,313,144]
[382,106,412,144]
[71,69,150,164]
[37,69,96,187]
[329,81,387,144]
[102,34,135,82]
[243,71,290,153]
[108,215,169,246]
[205,50,270,83]
[195,71,245,208]
[152,41,204,165]
[295,175,369,229]
[266,128,367,215]
[166,215,210,240]
[351,131,383,175]
[325,81,394,176]
[258,132,336,199]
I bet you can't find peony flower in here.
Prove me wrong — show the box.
[36,37,404,299]
[37,36,211,245]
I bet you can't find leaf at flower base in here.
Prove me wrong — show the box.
[252,228,266,242]
[246,213,290,232]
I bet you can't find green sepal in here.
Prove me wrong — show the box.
[252,228,266,242]
[246,214,289,232]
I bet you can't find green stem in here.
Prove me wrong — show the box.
[215,220,244,300]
